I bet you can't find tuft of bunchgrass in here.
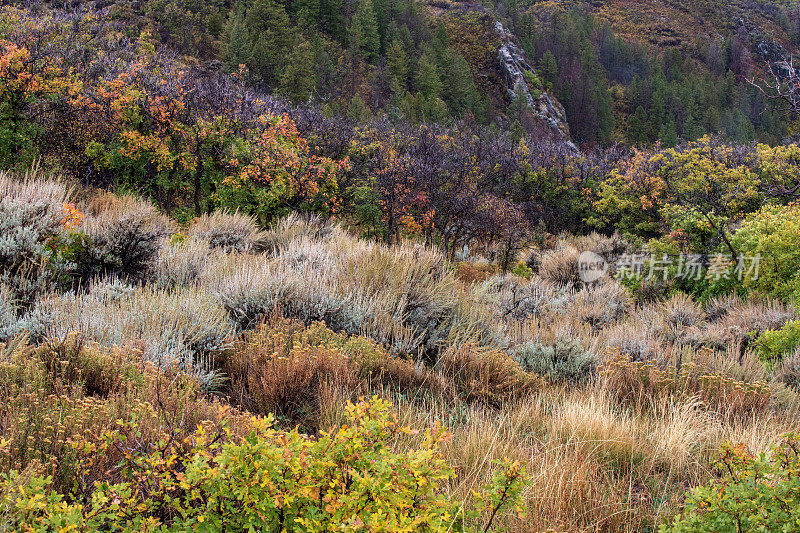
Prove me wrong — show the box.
[188,210,266,253]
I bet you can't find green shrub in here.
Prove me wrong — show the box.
[0,397,528,532]
[757,320,800,362]
[511,337,595,384]
[731,204,800,302]
[511,261,533,280]
[661,434,800,533]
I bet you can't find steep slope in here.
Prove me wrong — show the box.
[424,1,575,144]
[501,0,800,145]
[496,20,576,149]
[527,0,796,52]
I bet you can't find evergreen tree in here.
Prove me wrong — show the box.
[348,94,372,122]
[293,0,320,31]
[311,36,335,98]
[279,40,316,102]
[538,51,557,89]
[659,116,678,147]
[628,105,649,145]
[319,0,346,44]
[443,53,477,115]
[351,0,380,63]
[224,1,249,70]
[415,51,441,99]
[386,38,408,94]
[425,97,449,123]
[510,80,530,122]
[431,22,449,64]
[245,0,293,86]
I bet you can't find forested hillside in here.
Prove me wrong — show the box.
[3,0,800,531]
[507,0,800,145]
[27,0,800,147]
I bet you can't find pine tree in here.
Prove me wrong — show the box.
[245,0,293,86]
[659,116,678,147]
[293,0,320,31]
[415,51,441,99]
[386,38,408,94]
[348,94,372,122]
[224,2,249,70]
[431,22,449,64]
[628,105,649,145]
[351,0,380,63]
[538,51,557,90]
[443,53,477,115]
[279,40,316,102]
[319,0,346,44]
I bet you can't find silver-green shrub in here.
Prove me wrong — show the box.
[188,210,265,253]
[76,195,174,282]
[0,172,74,304]
[37,281,234,375]
[0,283,23,341]
[156,237,212,288]
[512,337,596,383]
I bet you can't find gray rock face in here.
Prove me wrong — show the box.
[495,21,577,151]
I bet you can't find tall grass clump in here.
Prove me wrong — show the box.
[261,212,335,252]
[538,245,582,286]
[188,210,266,253]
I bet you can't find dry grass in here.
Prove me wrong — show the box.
[188,210,266,253]
[456,261,498,284]
[600,349,772,421]
[539,245,582,286]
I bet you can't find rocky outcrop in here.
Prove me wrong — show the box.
[495,21,577,151]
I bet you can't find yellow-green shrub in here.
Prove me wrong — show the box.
[1,397,528,532]
[730,203,800,302]
[757,320,800,362]
[661,434,800,533]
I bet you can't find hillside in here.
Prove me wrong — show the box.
[526,0,796,50]
[3,1,800,531]
[44,0,800,147]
